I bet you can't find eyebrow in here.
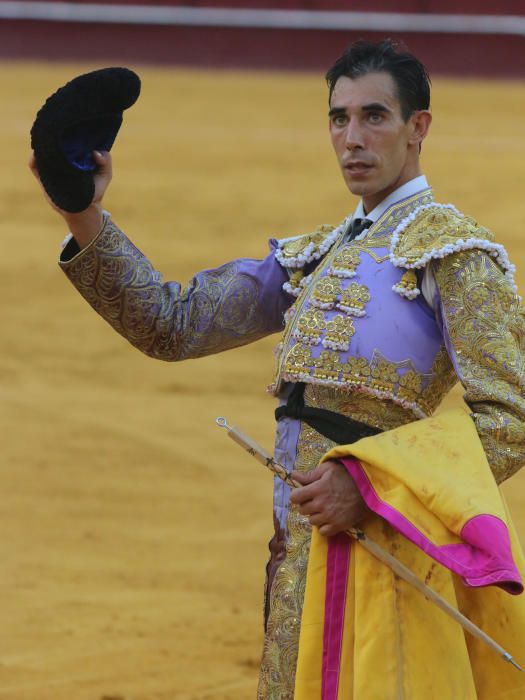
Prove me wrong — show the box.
[362,102,392,114]
[328,102,392,117]
[328,106,346,118]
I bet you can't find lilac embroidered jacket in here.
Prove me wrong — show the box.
[59,193,525,484]
[272,189,454,420]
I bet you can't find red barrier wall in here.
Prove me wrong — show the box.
[49,0,525,11]
[1,2,524,76]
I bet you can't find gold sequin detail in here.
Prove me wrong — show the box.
[313,349,344,380]
[304,383,416,431]
[337,282,371,317]
[424,347,456,410]
[328,247,361,278]
[292,308,327,345]
[344,356,372,385]
[394,269,418,294]
[282,345,456,418]
[310,277,343,310]
[283,343,313,375]
[369,359,400,393]
[322,315,356,351]
[398,369,423,403]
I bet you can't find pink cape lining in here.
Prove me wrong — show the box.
[342,457,523,594]
[322,533,351,700]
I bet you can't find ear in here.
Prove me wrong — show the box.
[408,110,432,146]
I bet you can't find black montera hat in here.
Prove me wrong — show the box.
[31,67,141,213]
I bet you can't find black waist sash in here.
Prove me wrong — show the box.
[275,383,382,445]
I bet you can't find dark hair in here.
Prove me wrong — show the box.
[325,39,431,121]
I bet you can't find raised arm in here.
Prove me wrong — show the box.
[30,151,292,361]
[59,214,291,360]
[431,249,525,484]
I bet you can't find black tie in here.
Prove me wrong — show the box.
[348,217,372,241]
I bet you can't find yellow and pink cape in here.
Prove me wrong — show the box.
[295,408,525,699]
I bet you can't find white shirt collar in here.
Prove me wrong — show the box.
[353,175,430,224]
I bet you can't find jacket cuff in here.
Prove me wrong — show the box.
[58,210,111,266]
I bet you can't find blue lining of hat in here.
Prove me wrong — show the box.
[60,113,123,171]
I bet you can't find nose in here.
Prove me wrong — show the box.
[345,117,365,151]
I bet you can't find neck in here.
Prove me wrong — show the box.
[362,172,422,214]
[362,167,423,214]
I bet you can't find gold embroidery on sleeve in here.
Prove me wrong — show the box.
[433,250,525,483]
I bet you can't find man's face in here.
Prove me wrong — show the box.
[329,71,425,212]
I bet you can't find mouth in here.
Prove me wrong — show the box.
[344,161,374,177]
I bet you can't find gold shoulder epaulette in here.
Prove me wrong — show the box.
[275,221,348,297]
[390,203,495,266]
[389,203,516,299]
[275,222,345,270]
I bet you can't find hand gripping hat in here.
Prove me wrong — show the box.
[30,67,141,213]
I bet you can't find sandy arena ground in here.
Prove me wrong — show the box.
[1,62,525,699]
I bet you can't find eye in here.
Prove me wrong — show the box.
[332,114,348,127]
[367,112,383,124]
